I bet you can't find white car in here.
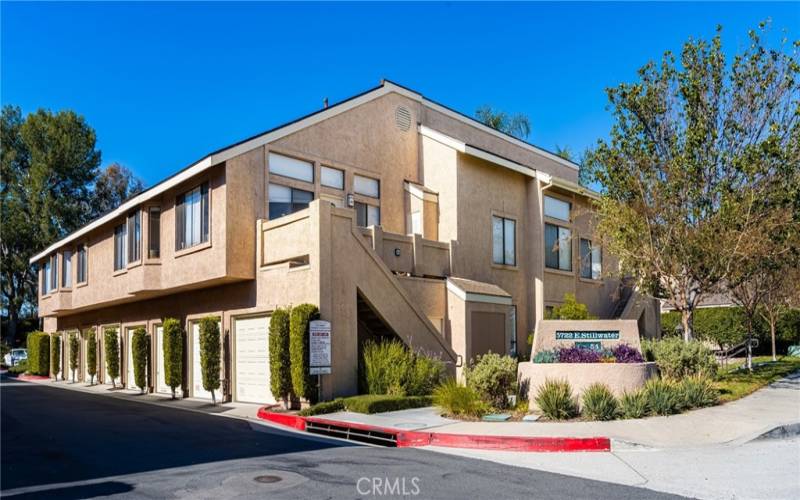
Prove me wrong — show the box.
[4,348,27,367]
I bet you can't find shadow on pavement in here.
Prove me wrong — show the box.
[3,481,134,500]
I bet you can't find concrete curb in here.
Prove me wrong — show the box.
[257,408,611,452]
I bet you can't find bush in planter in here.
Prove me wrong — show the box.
[678,376,718,409]
[131,327,149,393]
[269,308,292,406]
[361,339,444,397]
[104,328,120,387]
[642,338,717,380]
[535,378,578,420]
[199,317,221,404]
[290,304,320,403]
[643,379,681,416]
[464,352,517,409]
[162,318,183,399]
[582,383,619,420]
[86,329,97,385]
[27,332,50,376]
[433,379,487,418]
[612,344,644,363]
[51,334,61,381]
[547,293,595,320]
[619,390,649,419]
[69,332,80,382]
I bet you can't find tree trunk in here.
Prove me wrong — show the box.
[746,318,753,372]
[681,309,694,342]
[7,309,18,347]
[770,320,777,362]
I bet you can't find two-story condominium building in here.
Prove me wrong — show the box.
[31,80,659,402]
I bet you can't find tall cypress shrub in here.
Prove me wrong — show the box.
[269,308,292,406]
[69,332,80,382]
[26,332,50,376]
[131,327,149,393]
[199,316,221,404]
[86,329,97,385]
[289,304,320,403]
[51,334,61,381]
[104,328,120,387]
[162,318,183,399]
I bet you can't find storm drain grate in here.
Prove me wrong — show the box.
[305,420,398,447]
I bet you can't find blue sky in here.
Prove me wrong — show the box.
[2,2,798,186]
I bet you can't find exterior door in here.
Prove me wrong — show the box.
[190,322,213,400]
[154,325,170,394]
[234,315,274,404]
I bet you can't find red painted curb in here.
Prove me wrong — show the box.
[256,409,609,452]
[17,374,51,381]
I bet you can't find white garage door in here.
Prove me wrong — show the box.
[126,329,136,389]
[154,325,170,394]
[234,316,274,404]
[102,329,116,385]
[191,322,214,400]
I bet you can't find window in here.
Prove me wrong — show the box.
[492,216,516,266]
[545,223,572,271]
[77,244,87,283]
[114,223,127,271]
[268,183,313,220]
[411,211,422,235]
[176,183,209,250]
[42,258,53,294]
[62,251,72,288]
[354,175,380,198]
[354,202,380,227]
[127,210,141,263]
[148,208,161,258]
[544,195,571,221]
[321,166,344,189]
[269,153,313,183]
[580,239,602,280]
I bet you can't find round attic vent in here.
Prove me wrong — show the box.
[395,106,412,131]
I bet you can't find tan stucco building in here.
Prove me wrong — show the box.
[31,80,659,402]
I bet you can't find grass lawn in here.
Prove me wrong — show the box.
[715,356,800,403]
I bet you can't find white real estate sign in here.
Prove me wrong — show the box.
[309,320,331,375]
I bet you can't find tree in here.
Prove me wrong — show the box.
[90,163,145,218]
[162,318,183,399]
[51,334,61,381]
[131,327,149,393]
[26,332,49,376]
[1,106,101,343]
[104,328,120,388]
[547,293,595,320]
[269,308,292,407]
[69,332,79,382]
[86,329,97,385]
[585,24,799,341]
[475,105,531,140]
[759,266,800,362]
[199,317,221,404]
[290,304,320,403]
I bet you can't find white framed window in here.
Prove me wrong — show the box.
[127,210,141,263]
[269,152,313,183]
[114,222,127,271]
[492,216,516,266]
[354,175,380,198]
[42,258,52,294]
[545,223,572,271]
[148,208,160,258]
[76,244,87,283]
[580,238,602,280]
[355,202,380,227]
[544,195,571,222]
[321,166,344,189]
[411,211,422,235]
[62,250,72,288]
[268,183,313,220]
[176,183,209,250]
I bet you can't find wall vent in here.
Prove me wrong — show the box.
[395,106,412,131]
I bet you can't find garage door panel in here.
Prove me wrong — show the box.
[235,316,274,404]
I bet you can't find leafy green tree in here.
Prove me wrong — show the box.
[269,308,292,407]
[475,105,531,140]
[162,318,183,399]
[91,163,145,218]
[104,328,120,387]
[86,329,97,385]
[1,106,101,342]
[199,317,221,404]
[290,304,320,403]
[547,293,595,320]
[51,334,61,381]
[584,24,799,341]
[131,327,149,393]
[69,332,80,382]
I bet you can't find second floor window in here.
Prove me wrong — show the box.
[544,195,571,221]
[545,223,572,271]
[77,244,87,283]
[355,202,380,227]
[354,175,380,198]
[62,251,72,288]
[149,207,161,258]
[269,183,313,220]
[176,182,209,250]
[114,223,127,271]
[127,210,141,263]
[42,256,57,294]
[492,215,516,266]
[580,239,602,280]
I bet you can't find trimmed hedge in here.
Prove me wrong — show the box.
[104,328,120,387]
[269,308,292,404]
[131,327,149,393]
[26,332,50,376]
[298,399,345,416]
[162,318,183,399]
[69,332,80,382]
[290,304,320,403]
[86,329,97,384]
[199,316,221,404]
[51,334,61,380]
[299,395,434,416]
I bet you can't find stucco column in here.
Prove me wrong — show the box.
[525,176,545,353]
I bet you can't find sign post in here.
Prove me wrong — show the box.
[309,320,331,402]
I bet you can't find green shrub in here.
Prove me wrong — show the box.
[290,304,320,403]
[104,328,120,387]
[8,360,28,375]
[777,309,800,344]
[547,293,595,320]
[51,334,61,381]
[131,327,149,393]
[362,339,444,397]
[26,332,50,376]
[582,383,619,421]
[199,317,221,404]
[642,337,717,380]
[298,399,345,416]
[86,329,97,384]
[68,332,80,382]
[269,308,292,405]
[619,390,649,419]
[535,378,578,420]
[343,394,433,414]
[464,353,517,409]
[678,376,719,409]
[433,379,487,418]
[533,349,557,363]
[162,318,183,399]
[643,379,681,416]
